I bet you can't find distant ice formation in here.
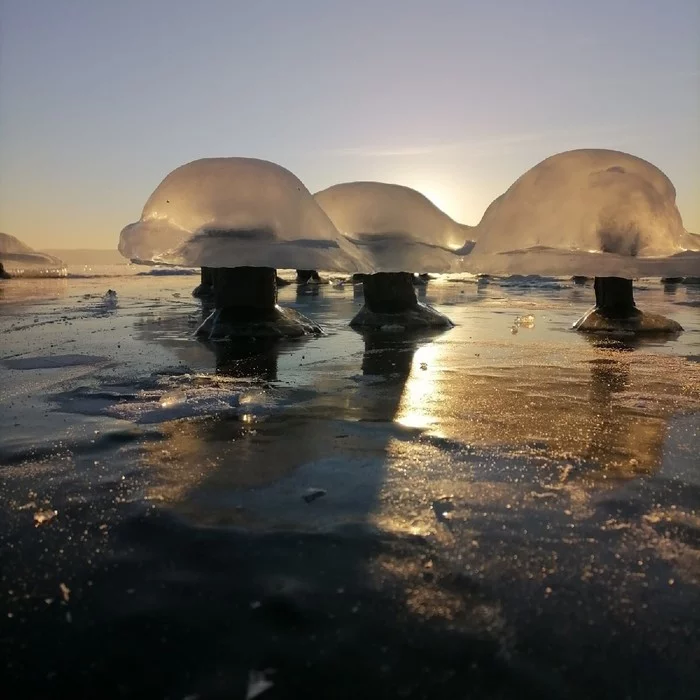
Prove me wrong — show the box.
[314,182,472,273]
[0,232,67,278]
[462,149,700,278]
[118,158,369,272]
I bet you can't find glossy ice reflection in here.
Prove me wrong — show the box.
[1,271,699,699]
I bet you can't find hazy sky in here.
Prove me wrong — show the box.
[1,0,698,250]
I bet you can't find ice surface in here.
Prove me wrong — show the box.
[462,149,700,278]
[314,182,472,273]
[118,158,370,273]
[0,232,67,278]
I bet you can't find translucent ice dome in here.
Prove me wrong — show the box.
[462,149,700,278]
[314,182,472,273]
[118,158,370,273]
[0,232,67,278]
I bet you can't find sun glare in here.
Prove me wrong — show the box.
[390,174,478,226]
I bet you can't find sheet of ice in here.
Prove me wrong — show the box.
[0,232,67,278]
[314,182,472,273]
[118,158,371,273]
[462,149,700,278]
[2,354,109,370]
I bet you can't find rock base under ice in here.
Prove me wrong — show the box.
[192,282,214,298]
[573,307,683,334]
[196,305,322,340]
[350,303,454,331]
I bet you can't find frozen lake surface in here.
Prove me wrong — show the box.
[1,268,699,699]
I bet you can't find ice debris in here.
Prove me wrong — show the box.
[34,509,58,527]
[303,488,327,503]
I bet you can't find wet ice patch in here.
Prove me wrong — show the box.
[3,354,108,370]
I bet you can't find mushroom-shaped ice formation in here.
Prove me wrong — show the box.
[0,233,67,278]
[461,149,700,334]
[314,182,471,330]
[118,158,369,339]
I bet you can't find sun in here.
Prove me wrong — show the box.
[418,184,455,215]
[392,175,470,224]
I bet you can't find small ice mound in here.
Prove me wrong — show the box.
[463,149,700,278]
[118,157,369,273]
[314,181,471,273]
[103,385,267,424]
[101,289,118,311]
[0,232,67,278]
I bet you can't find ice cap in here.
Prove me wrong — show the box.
[461,149,700,278]
[314,181,472,273]
[118,158,370,273]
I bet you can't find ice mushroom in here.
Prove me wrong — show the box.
[118,157,369,339]
[0,232,67,278]
[461,149,700,334]
[314,181,471,330]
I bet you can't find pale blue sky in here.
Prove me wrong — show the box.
[1,0,698,249]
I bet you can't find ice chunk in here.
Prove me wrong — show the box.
[118,158,370,273]
[0,232,67,278]
[33,509,58,527]
[314,182,471,273]
[463,149,700,278]
[246,670,274,699]
[514,314,535,328]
